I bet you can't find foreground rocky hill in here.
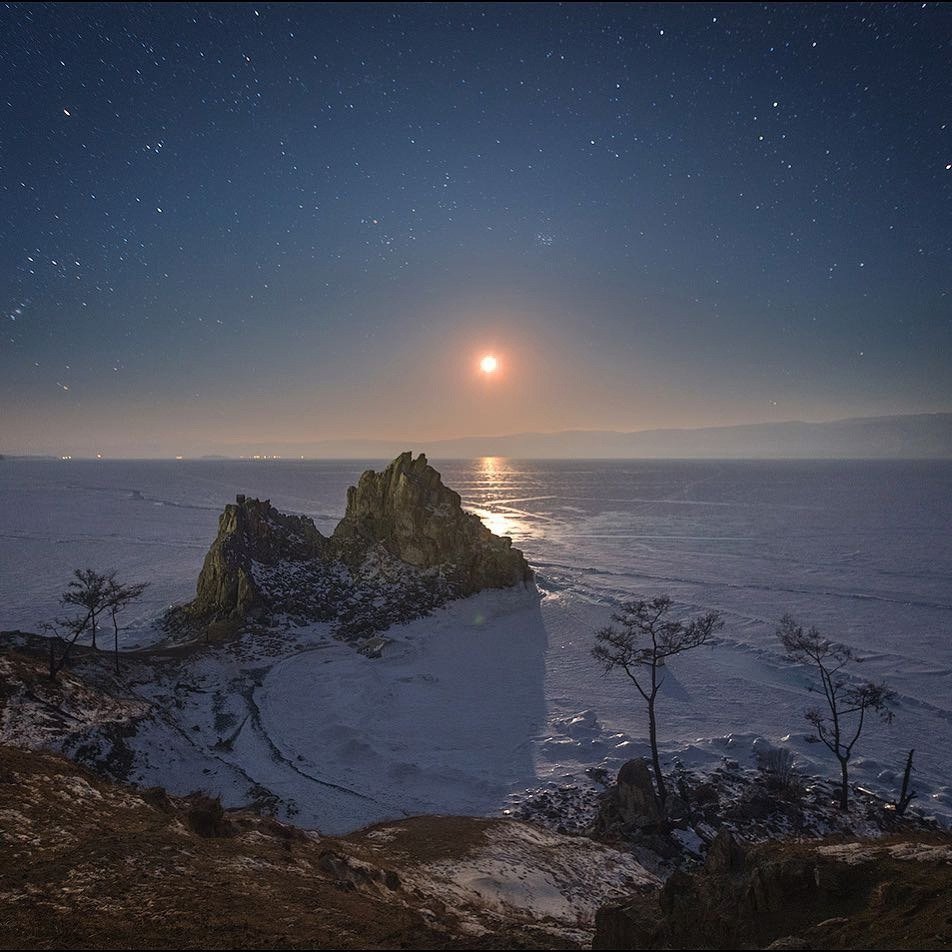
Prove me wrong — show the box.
[2,742,949,950]
[0,744,653,950]
[2,642,951,949]
[170,452,532,641]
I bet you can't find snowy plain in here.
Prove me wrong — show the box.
[1,457,950,830]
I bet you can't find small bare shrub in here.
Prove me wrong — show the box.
[756,747,803,798]
[184,794,232,837]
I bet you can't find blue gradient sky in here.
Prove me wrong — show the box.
[1,3,949,456]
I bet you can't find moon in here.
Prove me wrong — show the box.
[480,354,498,374]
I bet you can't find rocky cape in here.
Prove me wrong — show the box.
[167,452,533,641]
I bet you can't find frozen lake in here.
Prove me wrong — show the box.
[1,457,950,826]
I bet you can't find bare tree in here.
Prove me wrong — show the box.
[40,611,90,680]
[894,748,917,816]
[104,576,150,674]
[777,614,897,810]
[593,595,723,806]
[42,569,148,678]
[61,569,111,649]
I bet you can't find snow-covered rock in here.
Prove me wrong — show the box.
[169,452,533,640]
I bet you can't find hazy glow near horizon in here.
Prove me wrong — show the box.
[480,355,499,374]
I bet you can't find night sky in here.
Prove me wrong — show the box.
[2,2,950,456]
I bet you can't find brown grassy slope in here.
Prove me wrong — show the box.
[0,745,575,950]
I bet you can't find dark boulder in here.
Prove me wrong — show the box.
[588,758,663,837]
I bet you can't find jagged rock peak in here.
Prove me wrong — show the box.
[188,495,329,621]
[332,452,533,595]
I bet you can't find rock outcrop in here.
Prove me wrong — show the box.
[332,451,532,594]
[588,758,663,836]
[188,495,332,622]
[171,452,532,640]
[593,832,952,950]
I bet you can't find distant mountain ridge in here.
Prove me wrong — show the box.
[238,413,952,460]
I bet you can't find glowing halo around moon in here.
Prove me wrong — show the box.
[479,354,499,374]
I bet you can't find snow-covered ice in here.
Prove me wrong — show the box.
[1,457,950,829]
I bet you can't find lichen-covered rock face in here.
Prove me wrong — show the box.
[173,453,533,640]
[188,496,330,621]
[332,452,533,595]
